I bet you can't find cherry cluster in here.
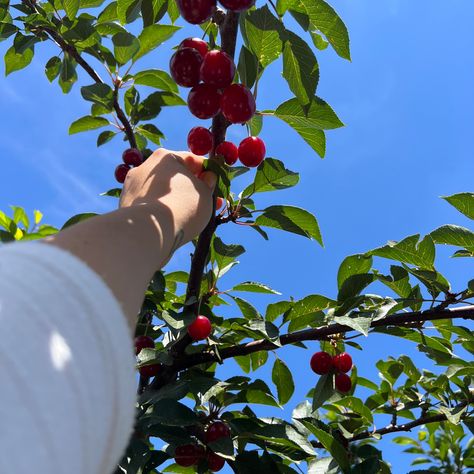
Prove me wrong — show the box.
[310,351,353,393]
[175,420,230,471]
[114,148,143,183]
[170,36,266,167]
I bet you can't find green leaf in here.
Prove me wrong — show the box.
[430,225,474,253]
[45,56,62,82]
[4,35,35,75]
[293,0,350,60]
[69,115,109,134]
[272,358,294,404]
[244,5,284,68]
[442,192,474,220]
[333,396,373,423]
[273,97,343,157]
[334,313,373,336]
[148,399,198,426]
[248,114,263,136]
[0,0,8,22]
[232,281,281,295]
[337,273,375,302]
[63,0,79,18]
[312,373,334,410]
[11,206,29,229]
[134,24,179,61]
[133,68,178,92]
[231,296,262,320]
[337,254,372,289]
[282,30,319,106]
[368,234,436,269]
[213,237,245,272]
[237,44,259,89]
[242,158,299,197]
[62,213,98,229]
[136,123,164,145]
[97,130,116,146]
[81,83,114,110]
[117,0,141,23]
[255,205,322,244]
[112,31,140,65]
[59,53,77,93]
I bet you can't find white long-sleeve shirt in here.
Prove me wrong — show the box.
[0,242,136,473]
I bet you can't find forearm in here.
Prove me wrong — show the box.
[42,203,179,332]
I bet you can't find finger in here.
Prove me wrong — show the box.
[182,154,206,176]
[200,170,217,190]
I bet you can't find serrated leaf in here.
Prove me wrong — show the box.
[442,192,474,220]
[244,5,283,68]
[148,399,198,426]
[133,68,177,92]
[117,0,141,23]
[81,83,114,110]
[0,0,8,22]
[212,236,245,272]
[59,53,77,93]
[312,373,334,410]
[337,254,372,289]
[334,313,373,336]
[69,115,109,134]
[112,31,140,64]
[136,123,164,145]
[97,130,116,146]
[282,30,319,106]
[232,281,281,295]
[255,205,322,244]
[337,273,375,302]
[230,296,262,320]
[237,44,259,89]
[272,358,294,404]
[134,24,179,61]
[430,225,474,253]
[63,0,79,18]
[242,158,299,197]
[273,97,343,157]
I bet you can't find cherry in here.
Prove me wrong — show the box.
[188,315,212,340]
[134,335,154,355]
[238,136,266,167]
[335,373,352,393]
[175,444,204,467]
[310,351,333,375]
[220,83,256,123]
[216,197,224,209]
[180,37,209,58]
[170,47,202,88]
[188,127,214,155]
[139,363,161,378]
[333,352,352,373]
[188,84,222,119]
[122,148,143,167]
[215,140,238,165]
[205,421,231,443]
[218,0,254,11]
[200,50,235,88]
[176,0,216,24]
[207,452,225,472]
[114,164,130,183]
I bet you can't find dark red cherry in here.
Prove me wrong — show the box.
[215,141,238,165]
[170,47,203,87]
[114,164,130,183]
[188,127,214,155]
[180,37,209,58]
[218,0,254,11]
[122,148,143,167]
[200,50,235,88]
[238,136,265,167]
[220,83,256,123]
[188,84,222,119]
[134,335,154,355]
[176,0,216,24]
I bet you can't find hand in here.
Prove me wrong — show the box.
[119,148,216,249]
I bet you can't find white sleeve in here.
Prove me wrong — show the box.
[0,241,137,474]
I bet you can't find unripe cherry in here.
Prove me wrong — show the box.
[188,315,212,340]
[333,352,352,373]
[310,351,333,375]
[114,164,130,183]
[170,47,202,87]
[188,126,214,155]
[215,141,238,165]
[176,0,216,24]
[218,0,254,11]
[238,136,266,167]
[200,50,235,88]
[221,83,256,123]
[134,335,154,355]
[122,148,143,167]
[335,373,352,393]
[188,84,222,119]
[180,37,209,58]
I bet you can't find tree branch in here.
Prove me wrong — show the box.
[311,398,473,448]
[170,305,474,371]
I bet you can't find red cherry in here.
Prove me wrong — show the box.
[134,335,154,355]
[238,136,266,167]
[139,363,161,378]
[215,141,238,165]
[207,452,225,471]
[218,0,254,11]
[180,37,209,58]
[200,50,236,88]
[335,373,352,393]
[220,83,256,124]
[170,47,203,87]
[216,197,224,209]
[122,148,143,167]
[114,164,130,183]
[333,352,352,373]
[176,0,216,24]
[175,444,204,467]
[188,127,214,155]
[310,351,333,375]
[188,84,222,119]
[187,315,212,340]
[205,421,231,443]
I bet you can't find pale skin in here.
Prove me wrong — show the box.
[43,148,216,333]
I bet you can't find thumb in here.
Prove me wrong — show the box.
[200,170,217,190]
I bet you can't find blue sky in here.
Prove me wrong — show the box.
[1,0,473,472]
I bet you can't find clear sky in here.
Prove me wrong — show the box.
[1,0,473,472]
